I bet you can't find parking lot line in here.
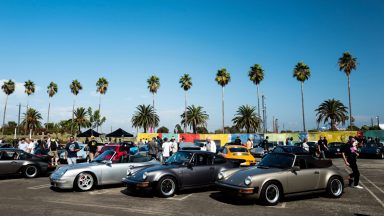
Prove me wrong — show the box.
[266,202,286,209]
[167,194,193,201]
[359,181,384,208]
[361,175,384,195]
[27,184,51,190]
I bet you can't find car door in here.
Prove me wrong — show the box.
[182,153,214,187]
[0,150,23,174]
[286,157,320,193]
[100,154,130,185]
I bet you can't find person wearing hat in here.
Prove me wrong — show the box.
[88,136,98,161]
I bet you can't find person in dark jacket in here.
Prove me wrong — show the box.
[234,136,242,145]
[148,137,158,159]
[342,137,363,189]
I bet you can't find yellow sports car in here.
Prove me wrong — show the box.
[220,145,256,166]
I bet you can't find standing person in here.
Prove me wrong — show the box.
[302,138,310,152]
[206,137,216,153]
[18,138,28,152]
[317,136,328,159]
[65,136,80,165]
[26,138,35,154]
[170,137,178,156]
[88,136,98,161]
[246,138,253,150]
[161,138,171,161]
[48,138,59,166]
[148,137,158,159]
[262,136,269,152]
[342,137,363,189]
[234,136,242,145]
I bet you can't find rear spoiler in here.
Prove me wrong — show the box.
[226,158,246,167]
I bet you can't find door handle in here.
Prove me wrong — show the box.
[314,171,320,174]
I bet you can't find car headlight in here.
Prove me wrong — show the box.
[218,172,224,180]
[244,176,252,185]
[142,172,148,180]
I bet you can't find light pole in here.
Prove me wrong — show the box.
[376,116,380,127]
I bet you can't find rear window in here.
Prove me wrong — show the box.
[229,148,247,153]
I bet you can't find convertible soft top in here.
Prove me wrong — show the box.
[295,155,332,169]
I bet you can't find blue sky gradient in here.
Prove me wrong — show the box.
[1,0,383,133]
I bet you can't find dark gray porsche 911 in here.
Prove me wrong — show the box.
[122,150,240,197]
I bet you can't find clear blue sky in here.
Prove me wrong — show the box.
[1,0,383,134]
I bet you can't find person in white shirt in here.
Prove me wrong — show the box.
[170,137,178,155]
[162,138,171,160]
[206,137,216,153]
[302,138,310,152]
[26,138,35,154]
[18,138,28,152]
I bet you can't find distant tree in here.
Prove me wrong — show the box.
[147,75,160,131]
[46,81,58,130]
[179,74,192,133]
[7,121,17,128]
[338,52,357,129]
[157,126,169,133]
[74,107,91,134]
[315,99,348,131]
[196,126,209,134]
[232,105,260,133]
[70,80,83,134]
[96,77,109,132]
[87,107,106,132]
[248,64,264,121]
[131,104,159,133]
[1,80,15,135]
[174,124,183,134]
[24,80,35,108]
[293,62,311,132]
[21,108,42,134]
[180,105,209,134]
[215,68,231,133]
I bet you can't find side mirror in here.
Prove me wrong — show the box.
[105,160,112,166]
[183,161,193,168]
[292,166,300,172]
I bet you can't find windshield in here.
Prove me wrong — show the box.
[165,151,193,164]
[258,153,295,169]
[229,147,248,153]
[94,150,116,162]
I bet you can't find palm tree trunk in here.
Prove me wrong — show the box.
[257,84,260,132]
[184,91,187,133]
[300,82,306,132]
[347,74,352,129]
[222,86,225,133]
[152,93,155,133]
[97,94,101,132]
[71,98,75,135]
[47,100,51,130]
[2,95,8,135]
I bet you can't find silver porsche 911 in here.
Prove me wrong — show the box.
[50,150,160,191]
[215,153,344,205]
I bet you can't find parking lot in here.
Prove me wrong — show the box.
[0,158,383,216]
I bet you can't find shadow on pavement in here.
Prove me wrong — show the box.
[209,192,257,206]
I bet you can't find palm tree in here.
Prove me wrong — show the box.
[232,105,260,133]
[131,104,159,133]
[87,107,106,131]
[21,108,42,134]
[180,105,209,134]
[1,80,15,135]
[96,77,108,132]
[70,80,83,135]
[74,107,91,134]
[24,80,35,108]
[46,82,58,130]
[293,62,311,132]
[179,74,192,133]
[215,68,231,133]
[338,52,357,129]
[315,99,348,131]
[248,64,264,121]
[147,75,160,132]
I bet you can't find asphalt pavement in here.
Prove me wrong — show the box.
[0,158,383,216]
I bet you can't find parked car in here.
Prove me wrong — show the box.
[250,145,266,158]
[0,148,53,178]
[326,142,345,158]
[0,143,13,148]
[215,153,344,205]
[50,150,160,191]
[220,145,256,166]
[59,143,90,164]
[359,143,384,159]
[179,142,202,151]
[122,150,241,197]
[95,143,128,161]
[271,145,311,155]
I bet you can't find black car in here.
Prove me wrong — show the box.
[326,142,345,158]
[359,143,384,159]
[122,150,241,197]
[0,148,53,178]
[0,143,13,148]
[295,141,318,156]
[179,142,201,151]
[271,145,311,155]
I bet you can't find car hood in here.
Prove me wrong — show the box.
[127,163,180,181]
[222,166,283,186]
[60,162,101,170]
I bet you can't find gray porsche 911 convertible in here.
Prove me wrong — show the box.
[50,150,160,191]
[215,153,344,205]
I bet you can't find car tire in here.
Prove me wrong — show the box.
[75,172,95,191]
[326,176,343,198]
[260,181,282,206]
[23,165,39,178]
[156,176,177,198]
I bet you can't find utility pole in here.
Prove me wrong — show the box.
[275,118,279,133]
[17,103,21,136]
[272,116,275,133]
[262,95,267,133]
[377,116,380,127]
[371,118,374,127]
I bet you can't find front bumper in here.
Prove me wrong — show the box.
[215,181,259,199]
[122,178,152,190]
[50,175,75,189]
